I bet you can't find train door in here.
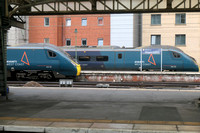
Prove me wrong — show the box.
[115,52,125,69]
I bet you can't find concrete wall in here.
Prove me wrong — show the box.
[7,17,29,46]
[142,12,200,66]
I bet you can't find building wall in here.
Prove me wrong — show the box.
[110,14,134,48]
[29,15,61,46]
[29,14,110,46]
[142,13,200,66]
[7,17,29,45]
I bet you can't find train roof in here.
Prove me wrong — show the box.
[62,45,122,49]
[7,43,61,51]
[141,45,184,52]
[63,45,184,52]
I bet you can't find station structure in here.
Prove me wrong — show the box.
[1,0,200,96]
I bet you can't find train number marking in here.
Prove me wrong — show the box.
[148,54,156,66]
[21,51,30,66]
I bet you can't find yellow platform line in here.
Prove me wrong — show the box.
[0,117,200,126]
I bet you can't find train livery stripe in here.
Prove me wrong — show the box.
[0,117,200,126]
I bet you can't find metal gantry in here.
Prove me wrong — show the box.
[7,0,200,16]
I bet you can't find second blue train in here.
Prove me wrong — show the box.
[63,45,199,72]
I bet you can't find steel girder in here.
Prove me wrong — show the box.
[7,0,200,16]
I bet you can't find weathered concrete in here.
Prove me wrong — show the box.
[1,123,200,133]
[0,87,200,132]
[0,125,3,131]
[79,71,200,83]
[3,125,44,132]
[50,122,92,128]
[177,125,200,132]
[91,123,133,130]
[133,124,177,131]
[13,120,52,127]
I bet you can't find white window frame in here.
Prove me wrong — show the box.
[175,34,186,46]
[66,39,71,46]
[151,14,161,25]
[82,39,87,46]
[82,18,87,26]
[66,18,71,26]
[44,17,50,27]
[44,38,49,43]
[98,38,103,46]
[175,14,186,25]
[98,17,103,25]
[151,35,161,45]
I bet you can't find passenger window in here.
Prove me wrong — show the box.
[79,56,91,61]
[118,54,122,59]
[48,50,56,57]
[96,56,108,61]
[173,52,180,58]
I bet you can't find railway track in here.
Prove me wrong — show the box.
[7,81,200,88]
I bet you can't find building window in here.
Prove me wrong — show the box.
[98,17,103,25]
[176,14,186,24]
[44,38,49,43]
[66,18,71,26]
[82,18,87,26]
[151,35,161,45]
[66,39,71,46]
[151,14,161,25]
[82,39,87,46]
[44,17,49,26]
[175,34,186,46]
[98,38,103,46]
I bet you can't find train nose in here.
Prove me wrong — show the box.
[191,63,199,72]
[76,64,81,76]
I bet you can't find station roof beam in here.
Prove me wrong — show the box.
[7,0,200,16]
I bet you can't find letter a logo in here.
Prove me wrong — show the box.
[21,51,30,65]
[148,54,156,66]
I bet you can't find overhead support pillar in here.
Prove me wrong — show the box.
[90,0,97,11]
[167,0,173,9]
[0,0,9,99]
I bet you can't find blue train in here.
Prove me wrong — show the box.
[7,43,81,80]
[63,45,199,72]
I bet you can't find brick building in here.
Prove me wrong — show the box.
[29,14,110,46]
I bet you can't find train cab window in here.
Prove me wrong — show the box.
[78,56,91,61]
[118,54,122,59]
[48,50,57,57]
[96,56,108,61]
[172,52,181,58]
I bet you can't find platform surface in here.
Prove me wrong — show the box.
[0,87,200,132]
